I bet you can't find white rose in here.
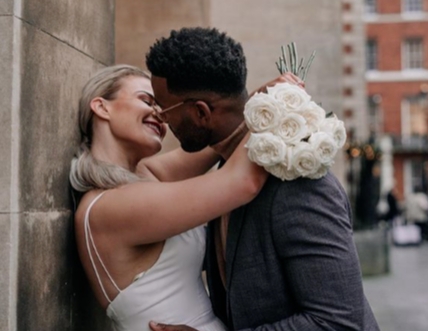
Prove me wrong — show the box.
[320,116,347,148]
[291,142,321,178]
[302,101,326,134]
[309,132,338,166]
[245,132,286,167]
[265,162,300,181]
[308,164,329,179]
[274,112,308,144]
[267,82,311,112]
[244,93,282,132]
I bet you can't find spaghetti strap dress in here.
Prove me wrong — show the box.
[84,192,227,331]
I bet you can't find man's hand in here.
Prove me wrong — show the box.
[149,321,198,331]
[250,72,305,97]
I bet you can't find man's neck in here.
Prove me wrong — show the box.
[211,121,248,160]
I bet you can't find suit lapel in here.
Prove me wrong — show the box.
[225,205,247,292]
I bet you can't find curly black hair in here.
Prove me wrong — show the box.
[146,27,247,97]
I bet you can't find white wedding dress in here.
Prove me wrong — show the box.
[85,193,227,331]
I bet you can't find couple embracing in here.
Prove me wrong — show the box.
[70,27,379,331]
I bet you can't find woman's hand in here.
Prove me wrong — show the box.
[249,72,305,97]
[149,321,197,331]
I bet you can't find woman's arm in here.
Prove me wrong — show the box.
[86,133,267,246]
[136,147,220,182]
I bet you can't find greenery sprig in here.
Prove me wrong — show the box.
[275,42,316,81]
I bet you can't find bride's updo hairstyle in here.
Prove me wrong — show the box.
[70,64,150,193]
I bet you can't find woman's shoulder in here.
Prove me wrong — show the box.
[74,189,107,226]
[74,179,155,223]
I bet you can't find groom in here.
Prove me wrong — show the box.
[146,27,379,330]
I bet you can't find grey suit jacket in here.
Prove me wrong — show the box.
[206,172,379,331]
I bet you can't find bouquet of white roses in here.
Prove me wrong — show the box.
[244,82,346,181]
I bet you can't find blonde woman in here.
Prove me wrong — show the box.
[70,64,270,331]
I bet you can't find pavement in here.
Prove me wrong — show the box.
[363,242,428,331]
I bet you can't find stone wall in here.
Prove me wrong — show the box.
[115,0,211,153]
[0,0,114,330]
[116,0,210,67]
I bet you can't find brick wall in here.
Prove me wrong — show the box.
[377,0,428,14]
[378,0,401,13]
[368,81,427,133]
[367,22,428,71]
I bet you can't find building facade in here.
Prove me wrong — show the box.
[364,0,428,201]
[341,0,372,220]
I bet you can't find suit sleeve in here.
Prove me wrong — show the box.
[238,174,368,331]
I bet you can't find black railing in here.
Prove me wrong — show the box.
[391,135,428,153]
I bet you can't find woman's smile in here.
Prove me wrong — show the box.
[143,119,165,138]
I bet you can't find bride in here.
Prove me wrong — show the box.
[70,64,271,331]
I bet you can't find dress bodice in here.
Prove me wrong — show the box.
[84,192,226,331]
[107,226,225,331]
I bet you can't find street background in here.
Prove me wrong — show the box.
[363,241,428,331]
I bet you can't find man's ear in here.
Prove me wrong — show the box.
[192,101,212,127]
[90,97,110,120]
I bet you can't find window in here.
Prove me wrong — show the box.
[366,39,378,70]
[343,2,352,11]
[402,94,428,195]
[367,95,382,136]
[401,94,428,151]
[403,38,424,69]
[344,44,353,54]
[408,96,427,135]
[405,160,428,195]
[344,87,353,96]
[344,66,353,75]
[365,0,377,13]
[343,23,353,32]
[403,0,423,12]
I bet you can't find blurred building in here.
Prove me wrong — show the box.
[342,0,370,142]
[363,0,428,201]
[341,0,373,218]
[341,0,428,222]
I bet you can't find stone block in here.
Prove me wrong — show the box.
[211,0,343,113]
[0,215,12,331]
[354,227,390,276]
[18,22,104,212]
[0,16,13,212]
[17,211,112,331]
[19,0,114,65]
[0,0,13,15]
[115,0,210,66]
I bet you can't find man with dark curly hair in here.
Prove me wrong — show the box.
[146,27,379,331]
[146,27,250,153]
